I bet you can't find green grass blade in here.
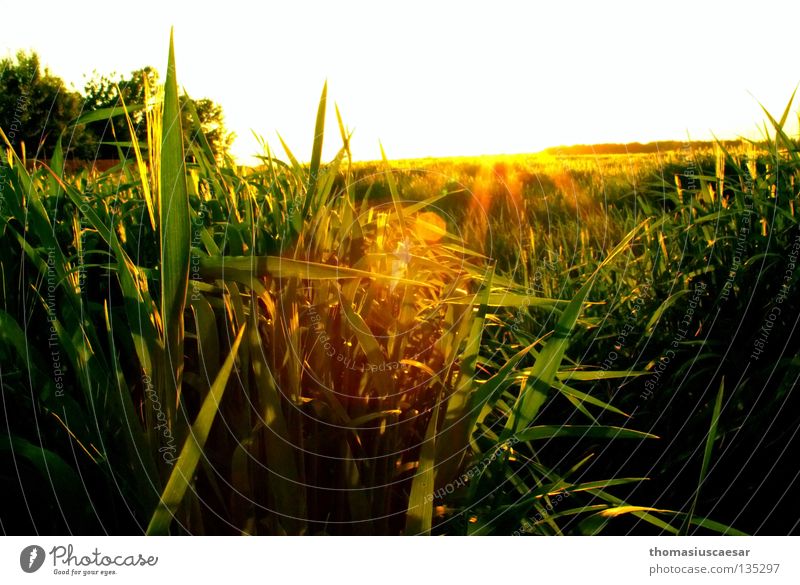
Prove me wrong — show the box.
[681,377,725,535]
[47,135,64,197]
[515,425,658,442]
[678,512,748,536]
[248,298,306,534]
[434,267,493,486]
[341,299,395,395]
[588,489,681,534]
[380,143,407,238]
[118,88,156,230]
[644,290,691,334]
[778,86,797,128]
[405,399,441,535]
[303,81,327,217]
[445,292,568,309]
[199,255,433,287]
[146,324,246,535]
[554,370,649,381]
[160,29,191,427]
[555,382,631,418]
[73,104,145,125]
[334,102,352,162]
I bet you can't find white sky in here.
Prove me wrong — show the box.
[2,0,799,163]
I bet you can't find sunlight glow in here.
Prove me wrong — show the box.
[2,0,799,164]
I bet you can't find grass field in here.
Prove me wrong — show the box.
[1,39,799,536]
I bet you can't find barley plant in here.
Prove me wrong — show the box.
[1,37,798,535]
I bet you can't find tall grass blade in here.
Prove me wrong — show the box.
[146,324,246,535]
[681,377,725,535]
[515,425,658,442]
[303,81,327,217]
[159,29,191,427]
[405,399,441,535]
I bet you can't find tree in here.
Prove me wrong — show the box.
[0,53,234,162]
[81,66,158,159]
[186,97,235,160]
[83,67,233,161]
[0,51,89,159]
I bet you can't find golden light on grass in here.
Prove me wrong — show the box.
[414,211,447,243]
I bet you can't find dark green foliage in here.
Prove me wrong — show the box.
[0,51,91,159]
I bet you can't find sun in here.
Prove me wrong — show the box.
[415,211,447,243]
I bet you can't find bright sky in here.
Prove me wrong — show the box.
[2,0,799,164]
